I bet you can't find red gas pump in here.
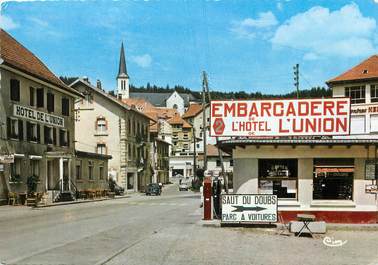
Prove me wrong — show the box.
[203,177,212,220]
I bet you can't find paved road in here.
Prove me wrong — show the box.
[1,185,378,265]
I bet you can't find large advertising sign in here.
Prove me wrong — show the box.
[222,194,278,223]
[13,104,64,128]
[210,98,350,137]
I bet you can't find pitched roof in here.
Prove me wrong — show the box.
[129,91,200,107]
[168,114,192,128]
[154,107,179,119]
[122,98,156,113]
[0,29,82,97]
[70,78,154,121]
[118,42,128,78]
[182,104,203,119]
[327,55,378,85]
[205,144,230,157]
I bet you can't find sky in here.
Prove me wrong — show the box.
[1,0,378,94]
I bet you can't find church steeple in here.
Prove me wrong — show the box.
[118,42,128,78]
[117,42,129,99]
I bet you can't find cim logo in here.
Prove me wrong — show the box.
[213,117,225,135]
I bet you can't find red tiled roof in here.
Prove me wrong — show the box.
[182,104,203,119]
[122,98,156,112]
[0,29,81,97]
[327,55,378,85]
[205,144,230,157]
[168,114,192,128]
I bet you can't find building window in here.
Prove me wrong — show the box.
[59,129,68,146]
[345,86,366,104]
[196,144,200,148]
[10,158,21,182]
[30,87,35,106]
[88,161,94,180]
[26,122,39,142]
[370,115,378,132]
[350,115,365,134]
[62,98,70,116]
[127,173,134,189]
[258,159,298,199]
[47,92,54,112]
[230,159,234,166]
[76,161,82,180]
[10,79,20,102]
[96,117,107,132]
[313,158,354,200]
[30,160,39,177]
[7,118,22,140]
[96,143,107,155]
[44,126,53,145]
[128,118,131,135]
[36,88,44,108]
[216,160,221,167]
[371,84,378,103]
[99,164,104,180]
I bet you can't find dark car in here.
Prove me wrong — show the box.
[109,178,125,195]
[146,183,161,196]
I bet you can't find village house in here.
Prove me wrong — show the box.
[70,43,153,192]
[0,29,112,204]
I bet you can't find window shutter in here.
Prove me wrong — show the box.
[37,124,40,143]
[7,118,11,139]
[18,120,23,141]
[53,128,57,145]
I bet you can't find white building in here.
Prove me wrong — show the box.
[328,55,378,138]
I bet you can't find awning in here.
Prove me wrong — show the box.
[315,167,354,173]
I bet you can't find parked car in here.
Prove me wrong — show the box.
[146,183,161,196]
[179,183,189,191]
[108,178,124,195]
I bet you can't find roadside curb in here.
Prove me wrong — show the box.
[198,219,378,231]
[35,195,131,208]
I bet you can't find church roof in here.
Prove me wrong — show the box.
[129,91,199,107]
[118,42,128,78]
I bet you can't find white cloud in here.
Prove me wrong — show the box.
[132,54,152,68]
[374,0,378,3]
[0,14,18,30]
[277,2,283,11]
[271,4,378,59]
[231,11,278,39]
[29,17,49,27]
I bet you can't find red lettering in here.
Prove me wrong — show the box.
[212,103,222,117]
[310,101,322,115]
[224,103,235,117]
[273,102,284,116]
[298,102,309,116]
[278,119,289,133]
[323,101,335,115]
[286,102,296,116]
[248,103,259,117]
[260,102,271,117]
[238,103,247,117]
[336,100,348,115]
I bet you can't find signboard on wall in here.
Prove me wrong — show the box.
[221,194,277,223]
[210,98,350,137]
[13,104,65,128]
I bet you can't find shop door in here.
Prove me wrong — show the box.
[63,160,69,191]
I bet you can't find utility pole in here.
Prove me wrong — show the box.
[202,71,208,172]
[204,72,228,193]
[192,127,196,179]
[294,63,299,98]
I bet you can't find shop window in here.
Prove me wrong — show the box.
[96,143,107,155]
[30,87,35,106]
[345,86,365,104]
[350,116,365,134]
[96,117,107,132]
[30,160,39,177]
[88,161,94,180]
[371,84,378,103]
[258,159,298,199]
[62,98,70,116]
[26,122,39,142]
[10,158,22,182]
[47,92,54,112]
[59,129,68,147]
[313,158,354,200]
[36,88,44,108]
[99,164,104,180]
[371,115,378,132]
[10,79,20,102]
[44,126,53,145]
[76,161,82,180]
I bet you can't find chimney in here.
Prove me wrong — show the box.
[96,79,102,90]
[83,76,89,83]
